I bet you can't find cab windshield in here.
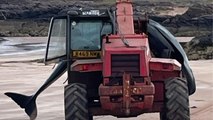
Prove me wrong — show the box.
[71,20,112,50]
[45,18,112,64]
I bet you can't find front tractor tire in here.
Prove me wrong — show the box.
[64,83,91,120]
[160,77,190,120]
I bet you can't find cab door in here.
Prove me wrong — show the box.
[44,17,67,64]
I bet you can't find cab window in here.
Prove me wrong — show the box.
[71,20,112,50]
[46,19,66,60]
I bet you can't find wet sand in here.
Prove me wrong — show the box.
[0,37,212,120]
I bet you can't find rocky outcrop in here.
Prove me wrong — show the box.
[163,5,213,27]
[184,34,213,60]
[0,1,212,38]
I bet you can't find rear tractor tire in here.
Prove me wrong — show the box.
[64,83,92,120]
[160,77,190,120]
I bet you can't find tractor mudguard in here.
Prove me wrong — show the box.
[147,20,196,95]
[5,61,67,120]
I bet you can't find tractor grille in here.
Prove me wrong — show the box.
[111,54,140,76]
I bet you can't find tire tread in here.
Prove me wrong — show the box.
[160,77,190,120]
[65,83,91,120]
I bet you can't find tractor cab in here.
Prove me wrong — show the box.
[44,9,113,64]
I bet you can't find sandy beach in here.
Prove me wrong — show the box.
[0,37,212,120]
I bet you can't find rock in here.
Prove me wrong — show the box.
[0,32,7,37]
[163,4,213,28]
[149,15,172,23]
[184,33,213,60]
[183,4,213,18]
[188,54,200,60]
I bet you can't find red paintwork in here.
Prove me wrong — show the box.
[98,0,182,117]
[99,84,155,96]
[150,58,181,102]
[71,59,102,72]
[116,0,134,34]
[72,0,183,117]
[102,35,150,79]
[150,58,181,71]
[99,1,154,114]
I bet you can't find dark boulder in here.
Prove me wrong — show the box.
[163,4,213,28]
[184,33,213,60]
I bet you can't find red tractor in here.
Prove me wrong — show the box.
[5,0,196,120]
